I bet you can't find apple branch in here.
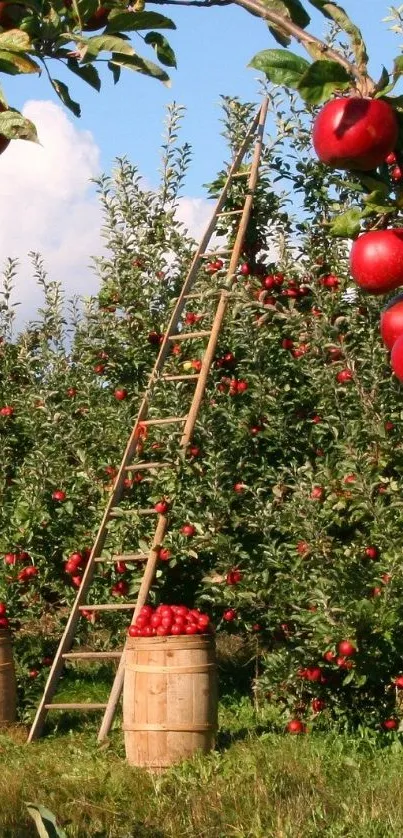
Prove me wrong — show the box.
[146,0,375,95]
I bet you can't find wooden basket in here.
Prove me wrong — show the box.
[0,629,17,725]
[123,634,218,770]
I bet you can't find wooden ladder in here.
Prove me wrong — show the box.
[28,96,269,743]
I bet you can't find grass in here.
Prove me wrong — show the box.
[2,697,403,837]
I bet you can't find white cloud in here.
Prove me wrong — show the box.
[0,100,102,329]
[0,101,231,332]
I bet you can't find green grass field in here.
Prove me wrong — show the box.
[2,696,403,838]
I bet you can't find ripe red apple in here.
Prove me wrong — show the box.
[181,524,196,537]
[4,553,17,566]
[390,333,403,381]
[323,650,336,663]
[226,569,243,585]
[310,486,325,501]
[115,561,127,574]
[239,263,251,276]
[0,405,14,417]
[154,499,169,515]
[337,640,356,657]
[223,608,237,622]
[311,698,325,713]
[385,421,395,432]
[66,387,77,398]
[382,718,398,731]
[0,616,9,629]
[386,152,397,165]
[281,338,293,350]
[111,580,129,597]
[52,490,66,502]
[0,603,6,617]
[394,675,403,689]
[286,719,306,734]
[94,363,105,375]
[114,388,128,401]
[364,545,379,560]
[158,548,171,562]
[312,97,398,171]
[336,369,353,384]
[391,165,403,182]
[380,295,403,349]
[297,541,310,556]
[350,229,403,295]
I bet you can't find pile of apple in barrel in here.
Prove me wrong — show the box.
[312,96,403,374]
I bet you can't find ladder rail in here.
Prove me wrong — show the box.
[28,96,269,744]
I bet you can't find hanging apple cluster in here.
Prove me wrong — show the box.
[312,95,403,380]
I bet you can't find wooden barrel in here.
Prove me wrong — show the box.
[123,634,218,769]
[0,629,17,725]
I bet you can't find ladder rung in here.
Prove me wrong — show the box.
[62,652,122,660]
[168,331,211,341]
[200,250,230,258]
[45,703,108,711]
[217,209,243,216]
[124,462,171,470]
[161,374,200,381]
[95,553,148,563]
[232,169,252,177]
[108,508,157,518]
[143,416,187,425]
[79,604,138,611]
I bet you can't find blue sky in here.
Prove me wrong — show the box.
[3,1,401,195]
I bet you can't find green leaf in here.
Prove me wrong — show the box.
[297,60,351,104]
[266,0,310,46]
[66,58,101,91]
[0,50,40,75]
[249,49,310,88]
[328,207,362,238]
[306,0,368,71]
[144,32,176,68]
[0,29,32,51]
[105,10,176,33]
[110,53,170,84]
[50,79,81,117]
[107,60,121,84]
[268,26,291,48]
[25,803,67,838]
[0,109,39,142]
[81,34,134,63]
[374,66,390,94]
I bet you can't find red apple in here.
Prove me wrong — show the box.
[380,295,403,349]
[337,640,356,657]
[323,650,336,664]
[312,97,398,171]
[52,490,66,502]
[382,718,398,730]
[286,719,306,734]
[364,545,379,560]
[350,229,403,295]
[311,698,325,713]
[223,608,237,622]
[336,369,353,384]
[67,387,77,398]
[0,603,6,617]
[386,152,397,165]
[111,580,129,597]
[158,548,171,562]
[0,405,14,417]
[391,165,403,182]
[114,388,128,401]
[239,263,251,276]
[310,486,324,501]
[181,524,196,537]
[154,499,169,515]
[394,675,403,689]
[233,482,246,493]
[391,333,403,381]
[226,569,243,585]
